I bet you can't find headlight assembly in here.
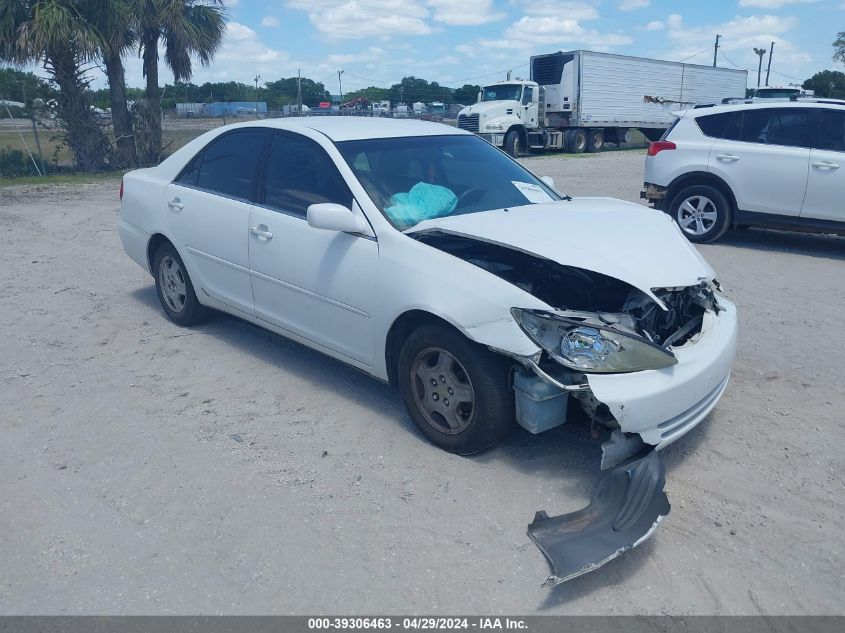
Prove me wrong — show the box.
[511,308,678,374]
[486,122,504,131]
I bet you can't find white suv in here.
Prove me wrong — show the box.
[643,100,845,243]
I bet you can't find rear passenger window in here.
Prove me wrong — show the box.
[696,112,738,139]
[175,153,201,186]
[739,108,812,147]
[263,134,353,217]
[195,130,267,200]
[817,110,845,152]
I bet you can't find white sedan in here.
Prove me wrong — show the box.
[119,118,737,459]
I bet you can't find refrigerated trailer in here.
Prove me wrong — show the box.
[457,50,748,155]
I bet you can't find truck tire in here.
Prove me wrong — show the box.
[504,129,521,157]
[566,128,587,154]
[586,129,604,153]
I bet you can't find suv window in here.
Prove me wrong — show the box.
[194,129,268,200]
[263,133,353,217]
[696,112,738,140]
[739,108,812,147]
[817,109,845,152]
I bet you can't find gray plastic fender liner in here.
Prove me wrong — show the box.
[527,450,671,586]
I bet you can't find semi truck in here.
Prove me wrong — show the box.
[458,50,748,156]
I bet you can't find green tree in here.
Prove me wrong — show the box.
[452,84,480,105]
[136,0,226,164]
[834,32,845,64]
[264,77,330,108]
[0,0,110,170]
[0,67,56,104]
[803,69,845,98]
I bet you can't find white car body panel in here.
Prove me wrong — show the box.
[120,117,737,450]
[410,198,716,303]
[802,148,845,222]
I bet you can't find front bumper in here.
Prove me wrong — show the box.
[586,297,738,449]
[479,132,505,147]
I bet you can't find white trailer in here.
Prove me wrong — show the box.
[458,50,748,155]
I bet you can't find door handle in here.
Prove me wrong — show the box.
[715,154,740,162]
[168,198,183,210]
[250,225,273,240]
[813,161,840,170]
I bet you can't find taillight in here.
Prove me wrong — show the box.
[119,178,124,201]
[647,141,676,156]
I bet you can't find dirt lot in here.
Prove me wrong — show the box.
[1,150,843,615]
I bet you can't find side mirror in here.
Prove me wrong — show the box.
[540,176,556,189]
[307,203,367,234]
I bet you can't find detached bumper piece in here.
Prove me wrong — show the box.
[527,451,670,586]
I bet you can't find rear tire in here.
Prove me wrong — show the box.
[586,129,604,153]
[153,242,207,326]
[566,128,587,154]
[504,129,521,157]
[397,324,515,455]
[668,185,731,244]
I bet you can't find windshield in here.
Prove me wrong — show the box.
[336,135,563,230]
[481,84,523,102]
[756,88,799,98]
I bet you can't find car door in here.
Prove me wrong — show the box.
[801,108,845,223]
[165,128,270,315]
[708,107,811,217]
[248,131,378,366]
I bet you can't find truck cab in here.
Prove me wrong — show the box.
[457,80,540,156]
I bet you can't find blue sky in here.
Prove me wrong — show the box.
[101,0,845,91]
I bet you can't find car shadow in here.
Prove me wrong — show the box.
[715,227,845,261]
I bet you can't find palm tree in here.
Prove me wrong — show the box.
[0,0,111,170]
[84,0,137,168]
[135,0,225,165]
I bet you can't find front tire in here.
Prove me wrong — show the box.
[504,129,521,157]
[397,324,515,455]
[668,185,731,244]
[153,242,207,326]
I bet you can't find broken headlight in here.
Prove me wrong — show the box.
[511,308,678,374]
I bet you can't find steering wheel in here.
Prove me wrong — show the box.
[456,187,484,207]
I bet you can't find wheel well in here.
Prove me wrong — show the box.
[146,233,172,272]
[385,310,462,386]
[666,172,738,223]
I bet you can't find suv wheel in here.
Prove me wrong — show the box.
[669,185,731,244]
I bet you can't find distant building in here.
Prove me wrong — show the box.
[176,101,267,118]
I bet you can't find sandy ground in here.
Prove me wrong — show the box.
[1,149,844,615]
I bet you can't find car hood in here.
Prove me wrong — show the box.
[459,101,519,117]
[406,198,716,304]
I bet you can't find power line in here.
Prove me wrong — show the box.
[677,48,711,63]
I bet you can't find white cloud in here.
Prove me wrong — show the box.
[511,1,600,20]
[618,0,649,10]
[284,1,432,39]
[477,16,632,51]
[428,0,504,25]
[261,16,280,27]
[646,20,664,30]
[738,0,816,8]
[666,13,683,29]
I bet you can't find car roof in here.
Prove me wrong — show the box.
[681,99,845,118]
[223,117,470,142]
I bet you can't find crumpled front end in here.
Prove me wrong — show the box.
[585,296,737,449]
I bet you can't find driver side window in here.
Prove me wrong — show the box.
[262,133,353,217]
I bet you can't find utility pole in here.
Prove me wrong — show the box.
[338,70,344,106]
[254,74,261,118]
[399,85,404,104]
[765,41,774,86]
[753,47,767,87]
[296,69,303,116]
[713,34,721,67]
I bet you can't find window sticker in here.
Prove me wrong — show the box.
[512,181,554,204]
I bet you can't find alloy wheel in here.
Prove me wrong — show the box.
[159,255,187,313]
[677,195,718,236]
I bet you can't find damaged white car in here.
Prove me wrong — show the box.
[119,118,736,462]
